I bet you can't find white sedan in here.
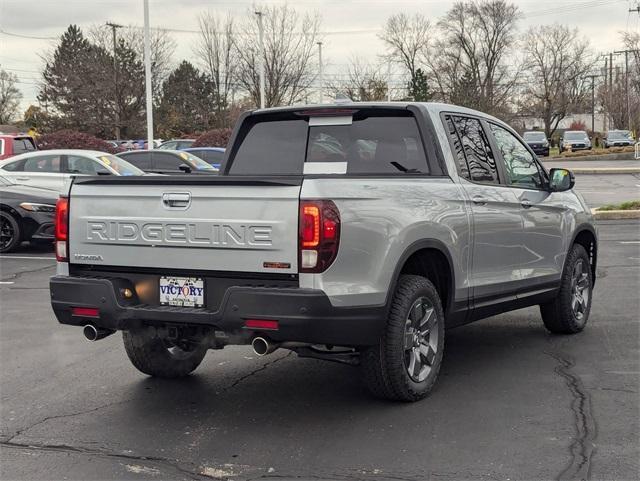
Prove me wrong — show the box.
[0,149,144,193]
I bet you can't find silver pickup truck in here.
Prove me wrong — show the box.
[50,102,597,402]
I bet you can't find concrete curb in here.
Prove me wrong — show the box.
[546,152,636,161]
[571,167,640,174]
[591,208,640,220]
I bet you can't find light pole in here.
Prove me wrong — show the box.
[255,10,265,109]
[106,22,122,140]
[317,41,323,104]
[143,0,154,148]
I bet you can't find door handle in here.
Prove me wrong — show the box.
[521,200,532,208]
[471,196,488,205]
[162,192,191,209]
[16,177,30,181]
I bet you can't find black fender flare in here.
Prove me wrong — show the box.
[568,223,598,284]
[384,238,458,315]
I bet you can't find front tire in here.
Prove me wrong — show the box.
[123,328,207,378]
[540,244,593,334]
[0,212,21,253]
[361,275,445,402]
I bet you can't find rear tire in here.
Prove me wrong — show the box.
[0,212,21,253]
[123,328,207,378]
[361,275,445,402]
[540,244,593,334]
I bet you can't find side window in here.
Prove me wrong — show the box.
[444,115,470,180]
[206,151,224,163]
[154,152,183,170]
[450,116,498,184]
[66,155,102,174]
[23,155,62,173]
[489,124,544,189]
[122,153,152,170]
[2,160,22,171]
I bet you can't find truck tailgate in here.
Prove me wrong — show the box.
[68,177,301,274]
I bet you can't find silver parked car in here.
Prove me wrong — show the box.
[0,149,144,193]
[604,130,634,148]
[50,102,597,401]
[560,130,592,152]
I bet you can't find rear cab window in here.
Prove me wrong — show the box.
[226,108,432,176]
[12,137,36,154]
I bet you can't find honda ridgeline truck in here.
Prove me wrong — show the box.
[50,103,597,401]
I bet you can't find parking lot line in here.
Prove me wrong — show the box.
[0,256,56,260]
[620,241,640,244]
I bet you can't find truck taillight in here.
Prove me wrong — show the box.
[299,200,340,273]
[55,197,69,262]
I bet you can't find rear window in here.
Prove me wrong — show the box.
[12,137,36,154]
[230,120,308,175]
[120,152,152,170]
[228,111,428,176]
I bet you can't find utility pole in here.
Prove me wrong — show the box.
[106,22,122,140]
[609,52,613,129]
[317,41,323,104]
[603,57,608,130]
[255,10,265,109]
[143,0,153,148]
[585,74,597,134]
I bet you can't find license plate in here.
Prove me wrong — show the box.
[159,277,204,307]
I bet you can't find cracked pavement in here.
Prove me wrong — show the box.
[1,221,638,481]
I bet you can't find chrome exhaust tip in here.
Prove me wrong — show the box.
[252,336,278,356]
[83,325,114,342]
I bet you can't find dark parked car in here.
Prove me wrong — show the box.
[157,139,195,150]
[522,131,550,157]
[604,130,634,148]
[0,176,57,253]
[117,150,218,174]
[183,147,225,168]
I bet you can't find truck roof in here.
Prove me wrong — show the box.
[251,101,504,124]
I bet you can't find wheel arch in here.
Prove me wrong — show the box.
[570,224,598,285]
[387,239,456,317]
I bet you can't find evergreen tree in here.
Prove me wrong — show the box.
[39,25,113,137]
[408,68,431,102]
[157,61,213,137]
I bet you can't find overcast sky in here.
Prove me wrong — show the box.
[1,0,638,111]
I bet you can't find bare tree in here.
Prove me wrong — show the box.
[193,12,236,127]
[90,25,176,97]
[430,0,520,115]
[0,69,22,124]
[380,13,433,99]
[327,56,388,101]
[521,24,594,137]
[620,32,640,132]
[234,5,321,108]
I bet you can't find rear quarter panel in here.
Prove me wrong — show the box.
[299,177,471,308]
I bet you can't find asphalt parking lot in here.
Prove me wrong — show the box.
[1,215,639,480]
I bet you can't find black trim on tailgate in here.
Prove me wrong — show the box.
[70,264,298,281]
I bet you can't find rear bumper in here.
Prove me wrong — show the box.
[50,275,386,346]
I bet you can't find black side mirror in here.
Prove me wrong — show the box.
[96,169,111,176]
[178,164,192,173]
[549,168,575,192]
